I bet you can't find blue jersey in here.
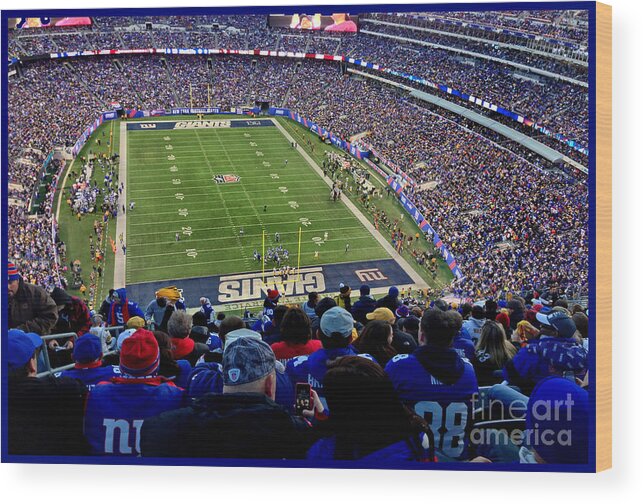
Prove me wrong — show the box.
[286,348,374,405]
[385,347,478,460]
[58,364,120,391]
[205,333,223,352]
[84,378,186,456]
[452,331,476,363]
[307,433,433,463]
[200,302,215,324]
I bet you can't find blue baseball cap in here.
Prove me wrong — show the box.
[320,306,354,338]
[526,376,589,464]
[8,329,43,371]
[536,310,577,338]
[73,333,103,363]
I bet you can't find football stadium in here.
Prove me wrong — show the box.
[6,8,592,467]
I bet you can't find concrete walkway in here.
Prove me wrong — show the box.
[272,118,427,289]
[113,121,128,289]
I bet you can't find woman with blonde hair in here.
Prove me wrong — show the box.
[473,321,517,386]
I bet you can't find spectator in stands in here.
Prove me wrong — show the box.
[401,315,421,343]
[366,307,417,353]
[8,329,89,455]
[432,300,475,363]
[462,304,486,344]
[385,309,479,460]
[50,286,92,340]
[335,283,352,312]
[301,291,319,319]
[271,306,322,361]
[460,303,473,321]
[57,333,119,390]
[145,293,171,329]
[353,320,398,367]
[83,329,187,456]
[483,300,498,321]
[140,337,317,458]
[310,296,337,336]
[376,286,401,313]
[167,310,209,366]
[200,315,245,364]
[286,307,373,396]
[126,315,146,330]
[8,261,58,335]
[261,304,288,345]
[573,311,589,350]
[473,321,517,386]
[262,288,280,320]
[495,311,511,337]
[351,284,377,324]
[522,377,589,464]
[98,289,115,321]
[307,356,433,462]
[90,313,113,353]
[507,299,525,330]
[106,287,144,326]
[152,330,192,389]
[186,327,295,411]
[199,296,215,327]
[503,310,587,394]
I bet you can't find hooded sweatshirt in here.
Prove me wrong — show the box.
[385,344,478,460]
[107,288,144,326]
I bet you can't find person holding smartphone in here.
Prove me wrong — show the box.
[141,337,321,459]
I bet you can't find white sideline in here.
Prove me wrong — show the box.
[271,117,428,289]
[113,121,128,288]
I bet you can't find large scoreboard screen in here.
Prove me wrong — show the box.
[268,13,358,32]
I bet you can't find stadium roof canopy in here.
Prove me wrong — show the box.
[410,89,565,164]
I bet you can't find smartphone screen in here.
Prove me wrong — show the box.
[295,383,312,415]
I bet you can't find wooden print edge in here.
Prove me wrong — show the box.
[595,1,612,472]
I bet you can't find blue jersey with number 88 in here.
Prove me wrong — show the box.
[385,352,478,460]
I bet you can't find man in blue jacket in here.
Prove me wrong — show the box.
[286,307,373,399]
[106,287,144,326]
[503,310,587,394]
[351,284,377,324]
[385,308,478,460]
[57,333,120,390]
[140,337,314,458]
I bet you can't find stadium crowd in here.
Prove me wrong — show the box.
[8,12,589,150]
[6,13,591,465]
[7,266,590,464]
[8,51,588,299]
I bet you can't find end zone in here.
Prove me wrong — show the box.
[126,258,414,308]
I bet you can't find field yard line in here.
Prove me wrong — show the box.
[271,118,427,289]
[126,246,389,272]
[129,230,374,251]
[124,203,372,226]
[113,121,128,289]
[192,129,252,269]
[130,220,366,237]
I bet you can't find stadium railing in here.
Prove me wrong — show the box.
[36,326,124,378]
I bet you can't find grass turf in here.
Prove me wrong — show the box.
[125,120,389,284]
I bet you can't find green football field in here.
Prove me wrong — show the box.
[125,121,390,284]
